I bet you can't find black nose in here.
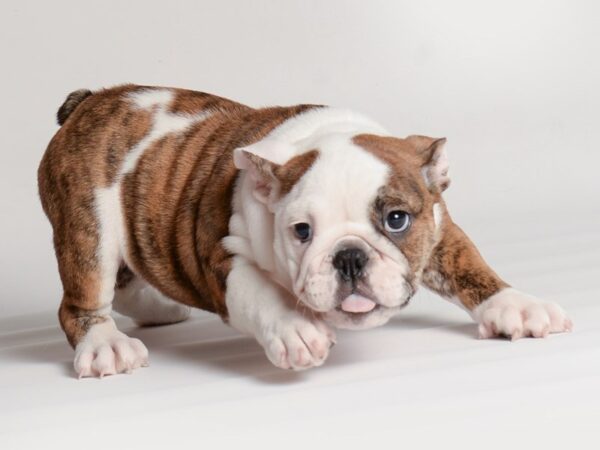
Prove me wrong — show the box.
[333,248,368,282]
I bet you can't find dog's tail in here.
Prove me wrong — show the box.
[56,89,93,126]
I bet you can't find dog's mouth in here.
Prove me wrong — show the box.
[323,293,411,330]
[321,284,414,329]
[335,294,382,317]
[332,291,413,319]
[339,294,377,312]
[335,304,382,317]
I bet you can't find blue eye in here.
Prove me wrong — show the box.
[384,211,410,233]
[293,223,312,242]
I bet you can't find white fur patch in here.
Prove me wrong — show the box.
[74,317,149,378]
[94,184,124,310]
[226,256,336,370]
[266,107,389,143]
[122,89,212,176]
[433,203,442,229]
[129,88,174,110]
[473,287,573,340]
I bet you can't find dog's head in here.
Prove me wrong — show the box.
[233,132,450,329]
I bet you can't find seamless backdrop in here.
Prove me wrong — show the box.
[2,2,600,448]
[1,0,599,317]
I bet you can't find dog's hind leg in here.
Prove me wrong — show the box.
[113,269,191,326]
[53,186,149,378]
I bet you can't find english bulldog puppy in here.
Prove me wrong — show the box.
[38,85,572,377]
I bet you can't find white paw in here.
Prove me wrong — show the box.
[260,315,336,371]
[74,319,149,378]
[473,288,572,340]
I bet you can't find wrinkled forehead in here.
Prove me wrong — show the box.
[286,133,424,220]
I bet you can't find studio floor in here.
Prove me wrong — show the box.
[2,213,599,449]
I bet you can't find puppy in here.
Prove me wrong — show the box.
[38,85,572,377]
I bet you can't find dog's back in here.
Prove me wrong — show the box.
[37,84,316,352]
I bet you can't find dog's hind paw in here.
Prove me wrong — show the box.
[74,319,149,378]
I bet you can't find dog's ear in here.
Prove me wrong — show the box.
[233,145,284,204]
[406,135,450,192]
[234,139,316,204]
[234,141,319,204]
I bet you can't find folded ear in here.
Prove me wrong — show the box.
[406,135,449,192]
[233,146,284,204]
[233,139,318,204]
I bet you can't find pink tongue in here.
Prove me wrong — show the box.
[341,295,376,313]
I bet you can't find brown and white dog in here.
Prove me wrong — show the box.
[38,85,572,377]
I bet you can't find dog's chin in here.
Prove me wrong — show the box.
[322,304,401,330]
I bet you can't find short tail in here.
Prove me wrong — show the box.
[56,89,93,125]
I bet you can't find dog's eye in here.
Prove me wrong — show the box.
[384,210,410,233]
[293,223,312,242]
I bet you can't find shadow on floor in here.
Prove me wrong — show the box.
[388,314,476,337]
[2,309,478,382]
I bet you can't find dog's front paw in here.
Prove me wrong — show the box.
[74,320,149,378]
[473,288,572,340]
[260,315,336,371]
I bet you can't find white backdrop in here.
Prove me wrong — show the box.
[1,0,599,317]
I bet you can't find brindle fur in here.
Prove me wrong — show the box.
[39,84,321,347]
[423,222,509,309]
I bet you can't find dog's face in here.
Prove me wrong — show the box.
[234,132,450,329]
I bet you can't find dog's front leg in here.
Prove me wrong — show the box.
[422,220,572,340]
[225,257,336,370]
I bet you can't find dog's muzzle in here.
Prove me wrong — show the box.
[333,246,378,314]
